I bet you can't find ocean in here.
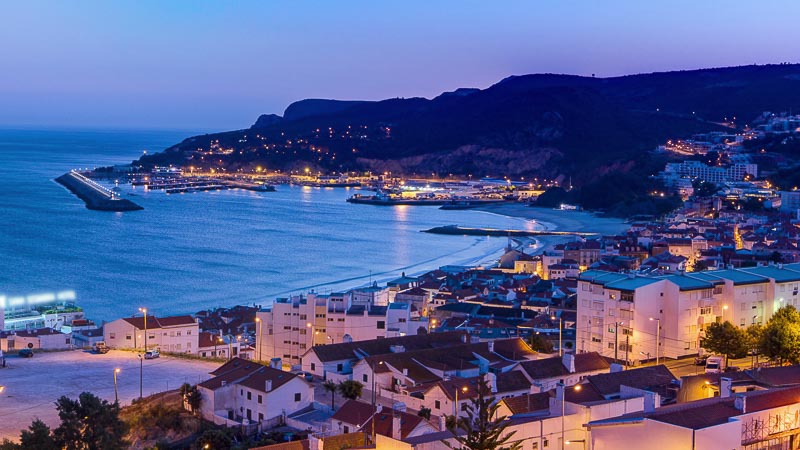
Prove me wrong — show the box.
[0,128,541,322]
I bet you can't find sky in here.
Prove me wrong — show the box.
[1,1,799,130]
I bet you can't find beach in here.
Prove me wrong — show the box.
[474,203,630,255]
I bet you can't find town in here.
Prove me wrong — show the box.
[5,111,800,448]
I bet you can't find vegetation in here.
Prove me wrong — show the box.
[700,321,749,364]
[179,383,202,414]
[337,380,364,401]
[527,333,555,353]
[445,375,521,450]
[418,407,432,420]
[760,306,800,364]
[323,380,338,409]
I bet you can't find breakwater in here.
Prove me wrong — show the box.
[56,171,143,211]
[422,225,597,237]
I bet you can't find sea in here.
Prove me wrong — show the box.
[0,128,544,323]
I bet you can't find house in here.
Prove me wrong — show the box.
[0,328,72,351]
[329,400,437,440]
[513,352,611,391]
[197,357,314,427]
[103,314,199,353]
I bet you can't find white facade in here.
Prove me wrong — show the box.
[104,315,199,353]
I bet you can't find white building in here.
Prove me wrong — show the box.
[197,357,314,427]
[103,314,199,353]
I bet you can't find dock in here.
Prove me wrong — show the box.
[422,225,597,237]
[56,171,143,212]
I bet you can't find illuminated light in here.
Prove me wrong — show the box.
[57,290,76,301]
[27,293,56,304]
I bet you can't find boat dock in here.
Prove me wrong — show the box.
[422,225,597,237]
[56,171,143,211]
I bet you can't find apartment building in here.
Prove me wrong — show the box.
[104,314,199,353]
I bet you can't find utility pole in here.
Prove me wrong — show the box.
[614,322,620,365]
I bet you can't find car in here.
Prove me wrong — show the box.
[144,349,160,359]
[92,342,110,354]
[694,355,709,366]
[296,371,314,382]
[18,349,34,358]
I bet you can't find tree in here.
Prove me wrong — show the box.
[19,419,57,450]
[323,380,338,410]
[337,380,364,401]
[527,333,554,353]
[196,429,233,450]
[692,260,710,272]
[445,375,521,450]
[418,407,432,420]
[700,321,748,364]
[760,305,800,364]
[52,392,128,450]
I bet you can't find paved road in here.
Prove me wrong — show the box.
[0,349,218,440]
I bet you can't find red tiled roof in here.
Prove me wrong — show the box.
[121,315,196,330]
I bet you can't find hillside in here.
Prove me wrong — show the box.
[137,64,800,184]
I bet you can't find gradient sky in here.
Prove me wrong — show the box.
[1,1,799,130]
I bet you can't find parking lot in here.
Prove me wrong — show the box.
[0,349,218,440]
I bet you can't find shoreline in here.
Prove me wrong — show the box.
[471,203,629,256]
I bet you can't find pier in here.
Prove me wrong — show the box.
[422,225,597,237]
[56,171,143,211]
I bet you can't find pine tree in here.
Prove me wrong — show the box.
[444,375,521,450]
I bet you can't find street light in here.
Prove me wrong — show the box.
[114,368,121,404]
[454,386,468,417]
[137,354,143,400]
[559,383,582,450]
[649,317,661,365]
[551,313,563,357]
[138,308,148,352]
[255,317,263,362]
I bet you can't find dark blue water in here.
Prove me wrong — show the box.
[0,128,539,322]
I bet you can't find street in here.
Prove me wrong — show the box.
[0,349,218,440]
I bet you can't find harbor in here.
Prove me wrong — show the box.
[422,224,598,237]
[55,171,143,211]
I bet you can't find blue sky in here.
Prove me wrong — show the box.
[1,1,798,130]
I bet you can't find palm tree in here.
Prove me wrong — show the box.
[323,380,338,410]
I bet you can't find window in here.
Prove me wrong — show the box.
[110,333,116,339]
[258,395,263,404]
[399,318,407,323]
[294,393,301,402]
[240,389,244,396]
[310,363,316,371]
[247,391,252,400]
[620,292,634,302]
[259,413,264,421]
[543,438,549,448]
[363,374,368,383]
[337,363,343,372]
[247,409,252,420]
[435,400,441,409]
[126,334,132,340]
[377,321,385,329]
[700,307,712,315]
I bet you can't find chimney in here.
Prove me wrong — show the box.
[461,333,468,343]
[392,413,402,440]
[265,379,273,392]
[550,383,565,416]
[562,353,576,374]
[610,363,624,373]
[402,368,408,376]
[734,394,747,413]
[488,341,495,353]
[221,381,227,387]
[720,377,733,398]
[643,391,657,413]
[308,435,321,450]
[486,372,498,393]
[270,357,282,370]
[438,414,447,431]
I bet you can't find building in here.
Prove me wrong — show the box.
[197,358,314,428]
[103,314,199,353]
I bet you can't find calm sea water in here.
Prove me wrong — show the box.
[0,128,540,322]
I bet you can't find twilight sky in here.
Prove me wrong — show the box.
[1,1,799,130]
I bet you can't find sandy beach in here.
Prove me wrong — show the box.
[474,203,630,255]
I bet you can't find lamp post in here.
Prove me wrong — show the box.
[559,383,582,450]
[138,308,148,352]
[551,313,563,357]
[137,353,143,400]
[215,336,223,358]
[255,317,262,362]
[372,360,384,442]
[649,317,661,366]
[453,386,468,418]
[113,368,121,404]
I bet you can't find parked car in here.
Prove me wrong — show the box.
[18,349,34,358]
[296,371,314,382]
[92,342,110,354]
[144,349,160,359]
[694,355,709,366]
[705,355,726,374]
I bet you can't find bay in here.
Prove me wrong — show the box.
[0,128,540,322]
